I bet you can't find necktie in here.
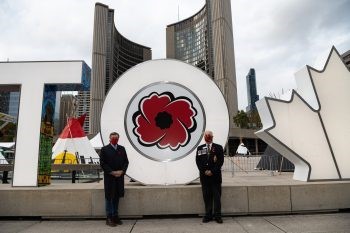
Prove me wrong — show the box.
[206,144,210,164]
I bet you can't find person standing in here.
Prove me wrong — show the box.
[196,130,224,223]
[100,132,129,227]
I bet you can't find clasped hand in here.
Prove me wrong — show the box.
[111,170,123,177]
[205,170,213,176]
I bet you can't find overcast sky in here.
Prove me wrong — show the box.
[0,0,349,110]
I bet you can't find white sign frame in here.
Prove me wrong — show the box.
[100,59,229,185]
[0,61,85,186]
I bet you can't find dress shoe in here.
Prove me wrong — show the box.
[106,217,116,227]
[202,217,212,223]
[215,217,223,224]
[113,216,123,225]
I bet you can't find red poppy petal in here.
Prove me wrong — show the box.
[141,94,171,124]
[164,99,196,128]
[158,119,188,149]
[135,115,165,144]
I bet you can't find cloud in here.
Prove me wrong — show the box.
[0,0,348,110]
[232,0,350,109]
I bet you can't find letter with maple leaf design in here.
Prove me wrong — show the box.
[256,47,350,181]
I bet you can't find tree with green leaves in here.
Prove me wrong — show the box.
[0,122,17,142]
[233,110,249,128]
[233,110,262,129]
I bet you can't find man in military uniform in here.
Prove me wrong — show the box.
[100,132,129,227]
[196,130,224,223]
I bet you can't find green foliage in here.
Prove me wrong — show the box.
[0,122,17,142]
[233,110,249,128]
[233,110,262,129]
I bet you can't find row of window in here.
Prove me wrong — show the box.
[174,6,207,31]
[104,24,150,92]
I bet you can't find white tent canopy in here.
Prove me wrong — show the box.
[52,116,99,164]
[236,143,250,155]
[52,137,100,163]
[0,142,15,149]
[0,149,8,164]
[90,132,104,149]
[0,143,14,165]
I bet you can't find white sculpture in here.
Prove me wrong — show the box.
[256,47,350,181]
[101,59,229,185]
[0,61,86,186]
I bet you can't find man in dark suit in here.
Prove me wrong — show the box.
[100,132,129,227]
[196,130,224,224]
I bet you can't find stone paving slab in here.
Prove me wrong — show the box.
[0,220,39,233]
[0,220,135,233]
[265,213,350,233]
[1,213,350,233]
[234,217,284,233]
[131,218,246,233]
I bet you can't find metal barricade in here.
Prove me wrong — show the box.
[222,154,294,176]
[0,158,102,184]
[51,158,102,183]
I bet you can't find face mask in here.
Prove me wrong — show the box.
[204,135,213,143]
[110,138,119,145]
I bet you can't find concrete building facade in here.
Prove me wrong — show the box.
[59,94,78,134]
[76,91,90,134]
[166,0,238,133]
[89,3,152,135]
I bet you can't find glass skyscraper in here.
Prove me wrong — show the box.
[0,87,20,119]
[246,68,259,112]
[166,0,238,131]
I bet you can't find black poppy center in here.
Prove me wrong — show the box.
[155,111,173,129]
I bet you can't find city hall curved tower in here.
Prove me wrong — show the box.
[88,3,152,134]
[166,0,238,133]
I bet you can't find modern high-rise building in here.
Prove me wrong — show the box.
[8,92,20,118]
[246,68,259,112]
[59,94,78,134]
[0,92,11,116]
[0,86,20,118]
[89,3,152,135]
[76,91,90,133]
[342,50,350,68]
[166,0,238,132]
[53,91,61,135]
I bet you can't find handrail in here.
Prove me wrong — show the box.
[0,162,101,172]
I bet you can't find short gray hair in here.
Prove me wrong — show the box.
[204,130,213,136]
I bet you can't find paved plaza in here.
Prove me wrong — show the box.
[1,212,350,233]
[1,162,350,232]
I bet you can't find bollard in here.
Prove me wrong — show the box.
[72,170,77,183]
[269,156,274,176]
[2,171,9,184]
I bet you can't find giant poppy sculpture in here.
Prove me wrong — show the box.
[101,59,229,185]
[132,92,197,150]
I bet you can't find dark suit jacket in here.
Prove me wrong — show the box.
[196,143,224,184]
[99,144,129,199]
